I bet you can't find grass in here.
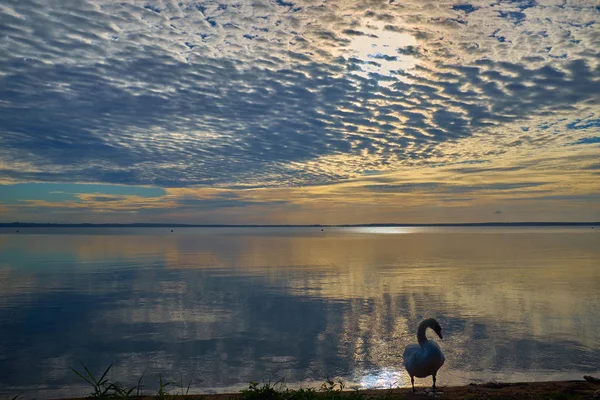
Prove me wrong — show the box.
[67,363,199,400]
[70,364,141,399]
[66,364,390,400]
[240,378,369,400]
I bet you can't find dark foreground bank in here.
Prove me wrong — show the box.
[48,380,600,400]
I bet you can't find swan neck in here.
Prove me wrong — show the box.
[417,321,429,345]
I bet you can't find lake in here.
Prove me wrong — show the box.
[0,227,599,398]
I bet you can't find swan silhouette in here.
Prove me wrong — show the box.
[403,318,445,392]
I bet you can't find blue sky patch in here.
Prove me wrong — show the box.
[452,4,478,14]
[571,137,600,146]
[567,119,600,130]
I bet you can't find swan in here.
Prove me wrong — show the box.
[403,318,445,392]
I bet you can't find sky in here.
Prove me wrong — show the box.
[0,0,599,224]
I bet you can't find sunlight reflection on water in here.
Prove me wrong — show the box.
[345,227,416,234]
[0,227,599,398]
[358,368,405,389]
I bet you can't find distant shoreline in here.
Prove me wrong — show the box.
[0,222,598,228]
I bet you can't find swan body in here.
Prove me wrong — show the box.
[403,318,445,391]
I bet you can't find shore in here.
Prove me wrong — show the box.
[53,379,600,400]
[355,380,600,399]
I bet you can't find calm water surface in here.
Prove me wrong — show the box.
[1,227,599,398]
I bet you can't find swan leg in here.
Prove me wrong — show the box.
[410,375,415,392]
[432,374,436,391]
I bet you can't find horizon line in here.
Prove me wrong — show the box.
[1,221,598,228]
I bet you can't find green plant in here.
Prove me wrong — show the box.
[70,363,138,399]
[136,373,145,397]
[320,378,347,400]
[70,363,115,398]
[241,379,288,400]
[239,378,368,400]
[176,375,193,398]
[105,381,137,399]
[156,375,173,400]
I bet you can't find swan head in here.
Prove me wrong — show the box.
[422,318,443,339]
[433,322,443,339]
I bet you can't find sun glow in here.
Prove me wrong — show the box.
[346,25,418,79]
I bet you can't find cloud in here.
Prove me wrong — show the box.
[0,0,599,223]
[0,0,598,190]
[363,182,547,194]
[571,137,600,145]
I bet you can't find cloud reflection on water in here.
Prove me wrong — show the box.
[0,228,599,398]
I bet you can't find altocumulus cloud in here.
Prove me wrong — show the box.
[0,0,599,190]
